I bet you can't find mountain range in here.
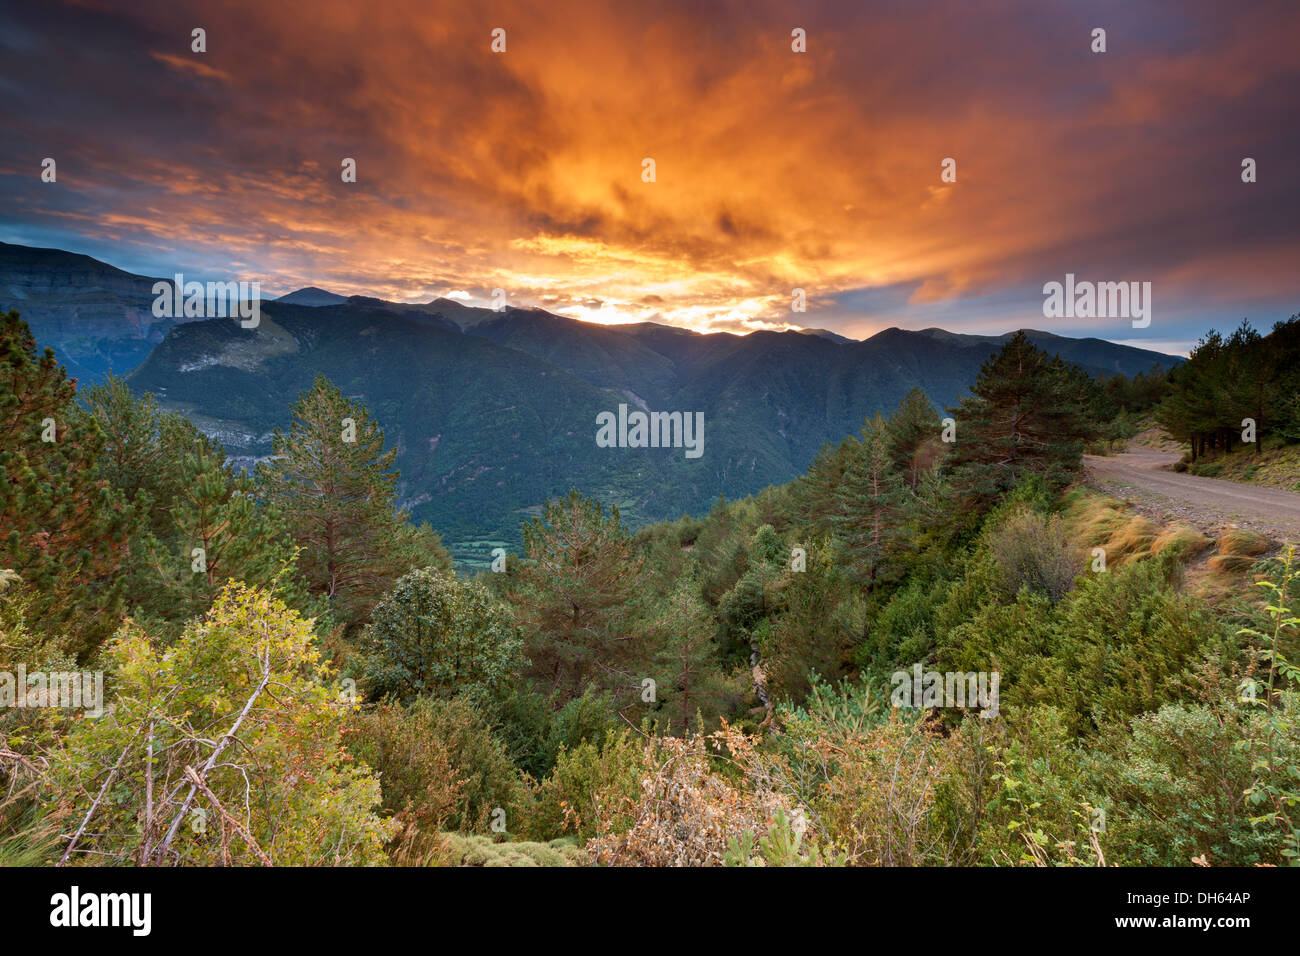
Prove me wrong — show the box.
[0,241,1182,564]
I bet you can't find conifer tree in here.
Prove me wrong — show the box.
[886,387,943,490]
[797,437,858,536]
[139,441,302,623]
[0,311,130,655]
[78,375,176,521]
[649,574,725,734]
[946,331,1097,507]
[255,375,427,625]
[833,414,909,596]
[81,376,309,627]
[511,490,645,700]
[760,542,857,702]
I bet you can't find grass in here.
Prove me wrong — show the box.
[1058,488,1283,603]
[0,798,60,867]
[1150,524,1214,560]
[1061,489,1210,569]
[1061,490,1278,596]
[1206,528,1273,574]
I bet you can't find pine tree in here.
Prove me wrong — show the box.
[886,386,943,490]
[796,436,858,537]
[649,574,725,734]
[138,440,303,624]
[833,414,909,597]
[510,490,645,701]
[946,331,1098,508]
[81,376,313,627]
[78,375,176,522]
[0,311,130,655]
[760,543,857,703]
[255,375,425,625]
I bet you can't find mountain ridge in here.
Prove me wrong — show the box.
[1,241,1185,560]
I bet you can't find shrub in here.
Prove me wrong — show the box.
[988,506,1081,603]
[585,730,792,866]
[969,707,1107,866]
[434,833,582,867]
[1099,703,1291,866]
[45,584,394,866]
[524,728,642,841]
[791,708,964,866]
[349,696,524,835]
[941,559,1229,736]
[858,577,948,669]
[356,567,523,703]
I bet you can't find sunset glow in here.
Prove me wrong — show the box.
[2,0,1297,350]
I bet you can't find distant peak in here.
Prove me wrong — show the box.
[794,327,856,344]
[275,286,348,306]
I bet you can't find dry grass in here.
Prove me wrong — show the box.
[1060,490,1203,568]
[1216,528,1272,557]
[1206,528,1273,574]
[1062,490,1271,601]
[1150,525,1213,560]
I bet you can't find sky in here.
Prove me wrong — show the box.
[1,0,1297,354]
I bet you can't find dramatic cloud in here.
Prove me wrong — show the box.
[1,0,1297,351]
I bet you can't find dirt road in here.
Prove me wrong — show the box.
[1084,447,1300,543]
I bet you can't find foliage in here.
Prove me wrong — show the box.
[946,331,1099,514]
[1237,547,1300,863]
[348,696,525,835]
[44,584,394,866]
[524,729,643,841]
[584,727,792,866]
[9,314,1300,868]
[987,505,1081,604]
[508,490,646,703]
[0,311,131,657]
[433,833,582,867]
[356,566,523,703]
[1158,317,1300,461]
[256,375,442,626]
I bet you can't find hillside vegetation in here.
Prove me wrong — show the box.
[3,310,1297,868]
[2,241,1184,561]
[1158,316,1300,463]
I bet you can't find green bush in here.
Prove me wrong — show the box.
[435,833,582,867]
[356,567,523,703]
[349,696,525,834]
[856,577,948,670]
[1099,703,1292,866]
[523,729,643,842]
[940,559,1229,735]
[987,506,1081,604]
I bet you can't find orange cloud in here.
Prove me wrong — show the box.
[2,0,1297,346]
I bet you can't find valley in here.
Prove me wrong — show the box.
[0,241,1185,563]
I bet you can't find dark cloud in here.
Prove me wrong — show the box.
[0,0,1295,349]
